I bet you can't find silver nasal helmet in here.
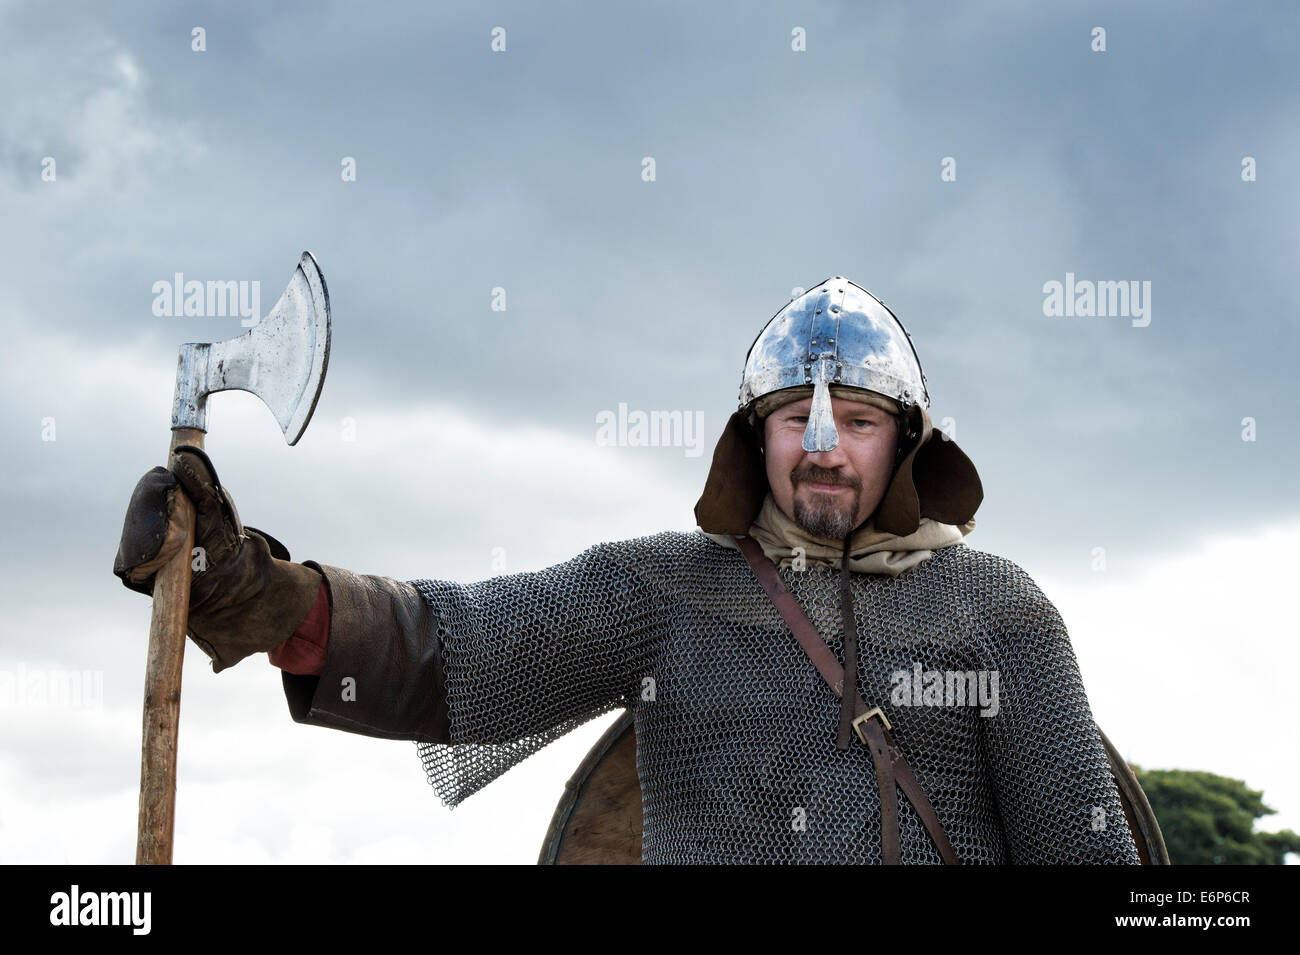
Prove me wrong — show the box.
[739,277,929,452]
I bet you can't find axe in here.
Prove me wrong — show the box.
[137,251,331,864]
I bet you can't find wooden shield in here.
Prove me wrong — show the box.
[538,710,1170,865]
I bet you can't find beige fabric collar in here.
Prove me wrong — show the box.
[701,490,974,577]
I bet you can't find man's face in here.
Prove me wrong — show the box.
[763,396,901,541]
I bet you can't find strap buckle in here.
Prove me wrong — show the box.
[851,706,892,744]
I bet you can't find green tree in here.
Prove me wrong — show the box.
[1134,767,1300,865]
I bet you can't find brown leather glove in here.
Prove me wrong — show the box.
[113,446,322,673]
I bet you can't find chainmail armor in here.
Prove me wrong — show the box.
[411,530,1139,864]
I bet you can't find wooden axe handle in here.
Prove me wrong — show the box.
[136,427,205,865]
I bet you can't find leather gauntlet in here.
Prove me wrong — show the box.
[114,447,322,672]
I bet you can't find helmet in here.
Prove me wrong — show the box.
[739,278,928,453]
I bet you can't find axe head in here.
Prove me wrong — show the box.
[171,252,332,445]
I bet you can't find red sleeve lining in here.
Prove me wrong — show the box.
[268,579,330,677]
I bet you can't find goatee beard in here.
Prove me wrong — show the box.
[792,491,858,541]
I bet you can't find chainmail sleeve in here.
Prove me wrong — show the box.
[409,538,673,808]
[978,569,1141,864]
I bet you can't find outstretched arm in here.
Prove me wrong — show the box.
[279,564,450,743]
[278,539,673,797]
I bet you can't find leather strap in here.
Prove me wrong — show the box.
[734,534,961,865]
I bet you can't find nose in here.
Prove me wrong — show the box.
[803,441,850,469]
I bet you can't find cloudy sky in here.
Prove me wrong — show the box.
[2,0,1297,864]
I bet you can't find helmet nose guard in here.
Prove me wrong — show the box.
[804,365,838,452]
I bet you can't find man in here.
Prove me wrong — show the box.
[115,276,1141,864]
